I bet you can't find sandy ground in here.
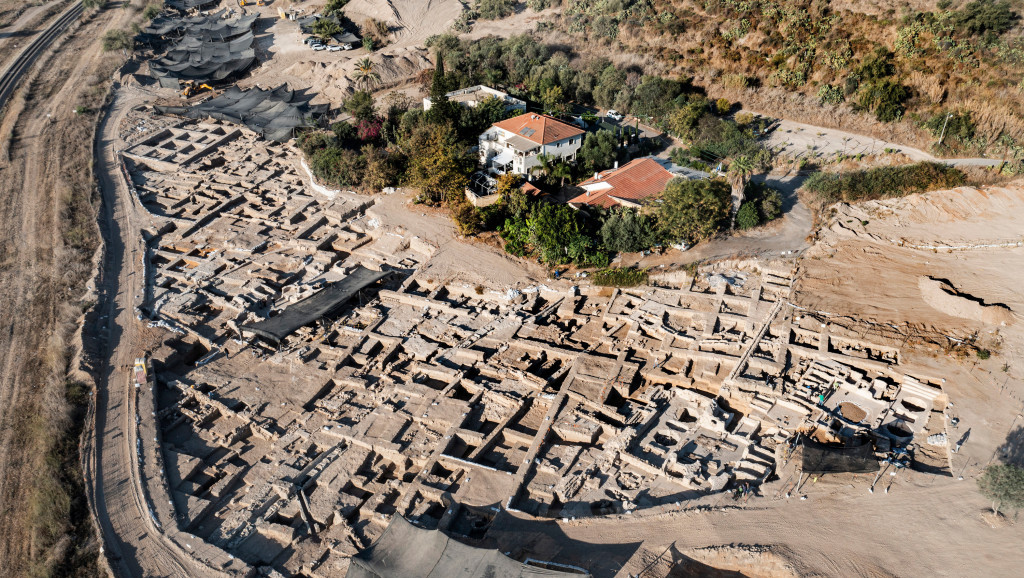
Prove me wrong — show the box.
[238,0,462,103]
[0,1,128,572]
[757,114,1002,167]
[366,191,549,289]
[461,6,561,40]
[0,0,65,67]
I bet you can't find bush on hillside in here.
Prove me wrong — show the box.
[804,162,966,204]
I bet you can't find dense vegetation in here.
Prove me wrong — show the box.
[300,34,791,271]
[544,0,1023,160]
[804,161,966,203]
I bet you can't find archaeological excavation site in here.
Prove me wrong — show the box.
[2,0,1018,576]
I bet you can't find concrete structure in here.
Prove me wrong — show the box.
[423,85,526,113]
[479,113,584,175]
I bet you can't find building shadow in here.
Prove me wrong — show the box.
[480,510,643,577]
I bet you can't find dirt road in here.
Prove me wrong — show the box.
[86,84,228,577]
[758,114,1002,167]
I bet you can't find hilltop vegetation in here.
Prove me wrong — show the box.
[543,0,1023,161]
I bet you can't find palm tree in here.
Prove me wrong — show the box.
[727,155,755,227]
[550,161,572,187]
[351,57,381,91]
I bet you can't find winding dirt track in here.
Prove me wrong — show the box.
[86,83,223,578]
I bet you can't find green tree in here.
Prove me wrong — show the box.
[541,85,566,114]
[956,0,1018,38]
[657,178,731,244]
[600,209,659,253]
[405,123,470,205]
[345,91,377,122]
[528,203,582,264]
[577,130,618,174]
[728,155,756,217]
[735,202,760,230]
[313,18,342,42]
[324,0,350,17]
[978,463,1024,515]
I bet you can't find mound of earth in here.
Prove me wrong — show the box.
[793,182,1024,342]
[918,276,1014,326]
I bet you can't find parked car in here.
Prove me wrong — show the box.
[341,43,353,50]
[327,44,342,52]
[606,109,624,121]
[302,36,318,45]
[312,43,326,51]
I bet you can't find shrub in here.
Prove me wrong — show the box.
[477,0,516,20]
[924,111,976,145]
[593,267,649,287]
[977,348,992,360]
[804,162,966,204]
[451,200,483,236]
[735,112,754,126]
[715,98,731,115]
[101,30,133,52]
[735,202,760,229]
[817,84,845,105]
[142,4,161,20]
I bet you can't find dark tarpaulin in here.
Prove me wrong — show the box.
[799,438,879,475]
[346,516,587,578]
[165,0,220,11]
[145,11,256,86]
[153,85,329,142]
[240,266,391,345]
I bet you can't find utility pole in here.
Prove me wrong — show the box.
[938,113,953,147]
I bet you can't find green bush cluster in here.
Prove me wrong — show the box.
[477,0,517,20]
[804,162,966,203]
[735,181,783,230]
[593,267,649,287]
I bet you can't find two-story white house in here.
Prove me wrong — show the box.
[478,113,585,176]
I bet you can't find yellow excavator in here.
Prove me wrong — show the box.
[239,0,266,6]
[181,80,214,98]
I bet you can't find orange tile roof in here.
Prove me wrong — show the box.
[493,113,584,145]
[569,158,675,208]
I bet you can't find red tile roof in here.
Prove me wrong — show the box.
[493,113,584,145]
[569,158,675,208]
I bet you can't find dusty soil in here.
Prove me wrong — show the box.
[0,2,136,575]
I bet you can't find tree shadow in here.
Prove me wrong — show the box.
[996,426,1024,467]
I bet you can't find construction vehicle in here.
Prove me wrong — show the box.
[239,0,266,6]
[181,80,214,98]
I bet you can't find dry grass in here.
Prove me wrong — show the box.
[0,3,130,576]
[558,0,1024,155]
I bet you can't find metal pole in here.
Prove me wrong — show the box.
[938,113,953,146]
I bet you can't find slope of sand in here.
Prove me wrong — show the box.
[794,183,1024,342]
